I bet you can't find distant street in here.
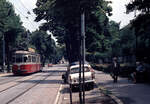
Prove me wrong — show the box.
[0,64,66,104]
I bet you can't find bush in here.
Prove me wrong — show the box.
[91,63,136,77]
[91,63,112,73]
[119,63,136,77]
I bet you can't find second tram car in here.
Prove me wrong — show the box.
[12,50,42,75]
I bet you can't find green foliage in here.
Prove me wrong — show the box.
[31,30,59,65]
[126,0,150,62]
[34,0,113,63]
[0,0,23,66]
[126,0,150,14]
[120,24,136,56]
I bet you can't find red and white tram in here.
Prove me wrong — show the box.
[12,50,42,75]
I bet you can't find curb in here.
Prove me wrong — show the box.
[96,83,124,104]
[54,84,63,104]
[0,73,12,77]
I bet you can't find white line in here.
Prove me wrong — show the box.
[54,84,63,104]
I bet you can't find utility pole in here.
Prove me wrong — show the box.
[79,36,83,104]
[81,11,85,104]
[69,82,73,104]
[2,33,5,72]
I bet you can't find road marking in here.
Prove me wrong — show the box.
[54,84,63,104]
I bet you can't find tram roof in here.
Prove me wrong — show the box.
[13,50,39,55]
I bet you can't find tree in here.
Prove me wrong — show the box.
[0,0,23,71]
[126,0,150,62]
[31,30,57,66]
[120,24,136,60]
[33,0,112,63]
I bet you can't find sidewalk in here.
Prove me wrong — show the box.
[0,72,12,77]
[59,84,117,104]
[96,71,150,104]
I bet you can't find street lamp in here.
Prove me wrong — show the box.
[81,11,85,104]
[2,31,5,72]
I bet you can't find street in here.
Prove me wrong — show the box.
[0,64,116,104]
[1,64,150,104]
[0,64,65,104]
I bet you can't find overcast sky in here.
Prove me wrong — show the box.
[8,0,135,32]
[109,0,135,28]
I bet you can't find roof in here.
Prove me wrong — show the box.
[13,50,39,55]
[69,61,89,66]
[70,64,90,69]
[14,51,31,54]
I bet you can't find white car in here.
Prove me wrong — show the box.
[68,64,95,89]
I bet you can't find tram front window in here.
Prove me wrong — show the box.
[12,57,15,63]
[16,56,22,63]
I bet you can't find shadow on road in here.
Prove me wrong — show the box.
[118,97,135,104]
[18,79,62,84]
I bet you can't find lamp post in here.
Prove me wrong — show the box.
[2,32,5,72]
[81,11,85,104]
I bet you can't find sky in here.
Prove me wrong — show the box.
[8,0,44,32]
[109,0,135,28]
[8,0,135,32]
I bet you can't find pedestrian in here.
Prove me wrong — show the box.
[112,57,120,83]
[131,62,145,83]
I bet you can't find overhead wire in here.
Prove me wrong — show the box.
[17,0,30,13]
[9,0,40,31]
[17,0,35,17]
[14,7,37,29]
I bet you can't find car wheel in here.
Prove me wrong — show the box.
[89,83,94,90]
[64,78,67,83]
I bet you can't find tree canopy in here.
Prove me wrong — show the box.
[34,0,115,63]
[30,30,58,65]
[126,0,150,62]
[0,0,23,69]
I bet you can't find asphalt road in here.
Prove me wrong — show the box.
[0,64,66,104]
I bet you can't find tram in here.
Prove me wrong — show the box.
[12,50,42,75]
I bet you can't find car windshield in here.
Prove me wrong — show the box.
[71,67,90,74]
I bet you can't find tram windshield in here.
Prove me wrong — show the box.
[13,55,29,63]
[16,55,22,63]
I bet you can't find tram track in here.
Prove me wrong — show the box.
[0,76,26,85]
[6,71,56,104]
[0,73,41,93]
[0,70,48,93]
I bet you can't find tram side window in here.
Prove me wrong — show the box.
[37,56,40,63]
[36,56,38,63]
[38,56,40,63]
[23,57,28,62]
[28,56,31,62]
[32,56,36,62]
[16,56,22,63]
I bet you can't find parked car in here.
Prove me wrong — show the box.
[63,63,95,90]
[48,63,53,67]
[62,61,79,83]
